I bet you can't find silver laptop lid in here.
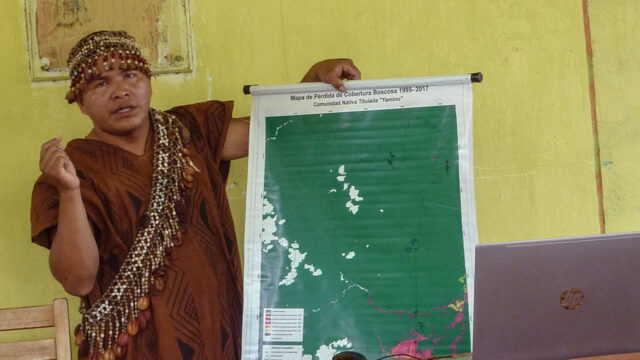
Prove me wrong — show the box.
[473,232,640,360]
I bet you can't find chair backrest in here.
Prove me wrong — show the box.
[0,298,72,360]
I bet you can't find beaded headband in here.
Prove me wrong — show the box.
[65,30,151,104]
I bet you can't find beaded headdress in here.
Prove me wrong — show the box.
[65,30,151,104]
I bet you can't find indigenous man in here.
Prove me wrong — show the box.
[31,30,360,360]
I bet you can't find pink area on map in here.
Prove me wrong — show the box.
[370,283,470,357]
[377,336,387,354]
[447,311,464,329]
[389,330,433,358]
[448,334,464,353]
[377,299,468,357]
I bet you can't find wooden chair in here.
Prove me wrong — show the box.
[0,298,72,360]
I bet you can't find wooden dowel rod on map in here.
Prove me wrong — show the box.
[243,72,483,95]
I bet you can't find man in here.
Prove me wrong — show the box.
[31,30,360,360]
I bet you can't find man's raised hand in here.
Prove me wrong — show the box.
[39,137,80,192]
[301,58,361,92]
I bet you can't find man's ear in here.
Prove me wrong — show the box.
[76,97,88,115]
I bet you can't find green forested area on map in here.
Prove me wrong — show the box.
[260,106,470,358]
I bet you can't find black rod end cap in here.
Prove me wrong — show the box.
[243,84,255,95]
[470,72,483,83]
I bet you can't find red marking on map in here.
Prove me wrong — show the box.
[370,291,469,357]
[390,330,434,358]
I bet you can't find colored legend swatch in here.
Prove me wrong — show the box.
[263,308,304,342]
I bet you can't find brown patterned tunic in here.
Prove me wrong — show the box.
[31,101,243,360]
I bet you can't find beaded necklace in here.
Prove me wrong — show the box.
[74,108,196,359]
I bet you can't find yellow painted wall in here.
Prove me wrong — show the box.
[1,0,612,354]
[589,0,640,234]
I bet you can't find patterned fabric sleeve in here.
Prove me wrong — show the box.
[166,100,235,181]
[30,180,61,249]
[30,165,111,251]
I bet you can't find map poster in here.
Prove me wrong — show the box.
[243,76,478,360]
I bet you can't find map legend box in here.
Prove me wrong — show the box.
[262,345,303,360]
[263,308,304,342]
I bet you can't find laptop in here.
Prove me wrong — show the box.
[472,232,640,360]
